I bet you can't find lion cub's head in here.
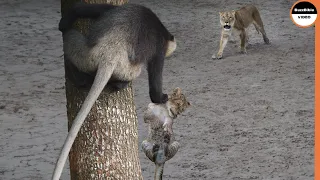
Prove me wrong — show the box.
[219,10,236,30]
[167,87,191,118]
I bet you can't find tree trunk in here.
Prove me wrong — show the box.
[60,0,143,179]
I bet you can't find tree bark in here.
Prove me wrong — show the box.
[60,0,143,179]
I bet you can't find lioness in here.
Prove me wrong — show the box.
[214,5,270,59]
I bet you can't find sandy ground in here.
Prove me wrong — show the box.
[0,0,314,179]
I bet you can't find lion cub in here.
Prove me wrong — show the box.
[214,5,270,59]
[142,87,190,139]
[141,87,190,180]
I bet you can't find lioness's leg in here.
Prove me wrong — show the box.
[253,23,260,34]
[229,30,237,43]
[239,30,247,53]
[245,29,249,43]
[253,21,270,44]
[252,13,270,44]
[215,31,230,59]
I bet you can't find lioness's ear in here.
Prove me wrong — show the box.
[219,12,222,16]
[232,10,236,15]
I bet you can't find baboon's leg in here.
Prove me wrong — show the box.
[64,58,94,89]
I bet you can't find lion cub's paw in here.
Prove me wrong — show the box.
[163,122,173,135]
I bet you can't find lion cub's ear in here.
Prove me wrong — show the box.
[173,87,182,95]
[173,87,181,95]
[176,87,182,95]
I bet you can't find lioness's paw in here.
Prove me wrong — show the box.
[264,38,270,44]
[240,48,247,54]
[215,52,223,59]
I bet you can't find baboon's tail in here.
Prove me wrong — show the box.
[51,63,115,180]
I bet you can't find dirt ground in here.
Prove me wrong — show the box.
[0,0,314,179]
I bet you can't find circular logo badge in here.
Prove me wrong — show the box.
[290,1,317,28]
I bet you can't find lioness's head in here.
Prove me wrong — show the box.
[167,87,191,118]
[219,10,236,31]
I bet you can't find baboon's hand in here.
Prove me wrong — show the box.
[59,17,71,32]
[161,94,168,104]
[150,92,168,104]
[59,3,83,32]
